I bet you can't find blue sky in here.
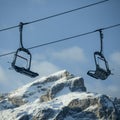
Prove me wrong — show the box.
[0,0,120,98]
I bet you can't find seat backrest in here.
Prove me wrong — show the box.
[12,48,32,70]
[95,67,108,80]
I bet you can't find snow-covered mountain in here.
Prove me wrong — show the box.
[0,70,120,120]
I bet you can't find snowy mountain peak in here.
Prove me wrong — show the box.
[8,70,86,105]
[0,70,120,120]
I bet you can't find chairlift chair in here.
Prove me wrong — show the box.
[87,30,111,80]
[11,22,39,78]
[87,51,111,80]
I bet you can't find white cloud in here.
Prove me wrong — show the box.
[86,78,120,98]
[52,46,87,63]
[109,51,120,77]
[110,52,120,65]
[33,53,46,61]
[32,60,60,77]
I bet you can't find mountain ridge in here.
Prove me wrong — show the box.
[0,70,120,120]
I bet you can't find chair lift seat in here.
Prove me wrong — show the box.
[87,30,111,80]
[13,65,39,78]
[11,22,39,78]
[12,48,39,78]
[87,51,111,80]
[87,66,111,80]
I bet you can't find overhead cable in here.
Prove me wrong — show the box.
[0,23,120,58]
[25,0,109,25]
[0,0,109,32]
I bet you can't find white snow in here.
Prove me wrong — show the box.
[0,70,116,120]
[85,104,98,111]
[0,92,114,120]
[50,69,67,77]
[56,87,71,97]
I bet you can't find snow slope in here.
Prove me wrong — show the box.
[0,70,119,120]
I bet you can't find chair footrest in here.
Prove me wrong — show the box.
[13,66,39,78]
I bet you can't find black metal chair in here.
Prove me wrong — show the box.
[87,51,111,80]
[87,30,111,80]
[11,22,39,78]
[12,48,39,78]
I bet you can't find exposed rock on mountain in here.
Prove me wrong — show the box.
[0,70,119,120]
